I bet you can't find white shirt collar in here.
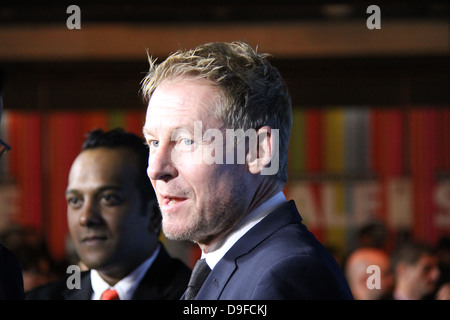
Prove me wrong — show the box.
[202,191,286,270]
[90,244,160,300]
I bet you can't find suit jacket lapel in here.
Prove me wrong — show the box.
[58,246,187,300]
[196,200,301,299]
[61,271,93,300]
[132,247,167,300]
[60,250,167,299]
[132,245,187,300]
[195,253,237,300]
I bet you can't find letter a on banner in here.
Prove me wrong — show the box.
[66,5,81,30]
[366,5,381,29]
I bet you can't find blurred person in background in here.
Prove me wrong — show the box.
[385,240,440,300]
[434,236,450,298]
[355,221,389,250]
[435,282,450,300]
[344,247,393,300]
[0,66,24,300]
[423,236,450,300]
[0,225,63,293]
[26,128,191,299]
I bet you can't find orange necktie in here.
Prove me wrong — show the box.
[101,289,120,300]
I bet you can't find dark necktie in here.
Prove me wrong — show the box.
[184,259,211,300]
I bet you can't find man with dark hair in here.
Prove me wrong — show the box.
[387,240,440,300]
[26,128,191,299]
[0,66,25,300]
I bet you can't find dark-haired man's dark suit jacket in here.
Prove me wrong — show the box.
[25,246,191,300]
[193,200,353,300]
[0,244,24,300]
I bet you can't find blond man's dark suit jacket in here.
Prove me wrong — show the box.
[25,246,191,300]
[191,201,353,300]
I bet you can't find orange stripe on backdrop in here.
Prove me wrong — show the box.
[45,112,85,260]
[81,111,108,136]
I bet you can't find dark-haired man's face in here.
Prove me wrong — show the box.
[66,147,153,276]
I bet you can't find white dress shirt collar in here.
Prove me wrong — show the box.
[90,244,160,300]
[202,191,286,270]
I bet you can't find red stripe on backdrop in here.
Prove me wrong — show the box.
[45,112,85,260]
[423,109,439,244]
[22,113,43,230]
[369,111,382,237]
[370,109,404,230]
[386,110,404,226]
[125,110,146,136]
[309,183,324,242]
[439,108,450,170]
[304,109,324,241]
[6,112,20,182]
[369,110,384,239]
[305,109,323,173]
[409,108,439,244]
[6,112,43,231]
[385,110,404,177]
[409,109,422,240]
[436,108,450,239]
[82,111,108,136]
[371,109,404,176]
